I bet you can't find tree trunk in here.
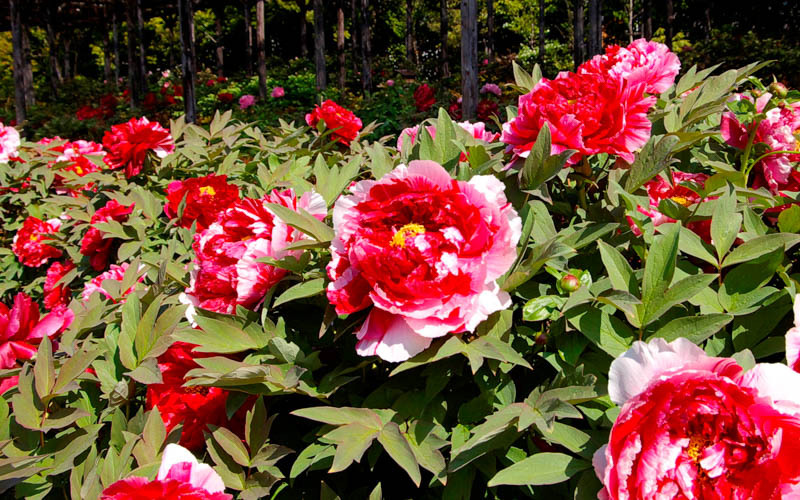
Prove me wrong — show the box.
[103,5,113,84]
[359,0,372,93]
[573,0,585,69]
[45,3,62,93]
[137,0,146,91]
[63,36,71,80]
[538,0,545,56]
[126,0,142,110]
[351,0,360,76]
[460,0,477,121]
[256,0,268,98]
[642,0,652,39]
[299,0,308,58]
[628,0,634,43]
[405,0,413,63]
[215,7,225,76]
[704,5,711,40]
[9,0,26,124]
[178,0,196,122]
[337,1,346,90]
[113,5,120,86]
[588,0,600,56]
[440,0,449,78]
[665,0,674,49]
[243,0,252,75]
[313,0,326,90]
[487,0,494,60]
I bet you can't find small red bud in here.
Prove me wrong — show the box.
[560,274,581,293]
[770,82,789,98]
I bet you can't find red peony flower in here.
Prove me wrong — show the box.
[101,443,231,499]
[80,199,135,271]
[76,105,103,121]
[596,338,800,499]
[44,260,75,310]
[82,263,143,303]
[217,92,234,104]
[143,92,160,110]
[476,99,499,122]
[448,100,463,121]
[164,175,240,231]
[45,139,106,196]
[12,216,63,267]
[145,343,250,451]
[501,70,655,165]
[305,100,363,146]
[181,189,325,322]
[413,83,436,112]
[102,117,175,178]
[0,292,74,393]
[579,38,681,95]
[327,161,521,362]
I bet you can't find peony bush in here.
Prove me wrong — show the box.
[2,40,800,499]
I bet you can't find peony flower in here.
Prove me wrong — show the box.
[595,337,800,499]
[0,122,20,163]
[181,189,326,323]
[305,100,363,146]
[217,92,234,104]
[721,92,800,193]
[44,260,75,310]
[386,79,395,87]
[101,443,231,499]
[271,86,285,98]
[12,216,63,267]
[579,38,681,95]
[413,83,436,112]
[396,125,437,151]
[480,83,502,96]
[501,70,655,165]
[327,161,521,362]
[144,343,251,451]
[0,293,74,393]
[786,295,800,373]
[448,100,463,121]
[397,123,497,161]
[458,121,500,143]
[162,70,171,78]
[629,171,712,241]
[102,117,175,178]
[46,139,106,196]
[80,199,135,271]
[477,99,499,121]
[238,94,256,110]
[164,174,240,231]
[82,263,143,302]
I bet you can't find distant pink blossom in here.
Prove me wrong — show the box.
[271,86,285,98]
[0,122,20,163]
[239,94,256,110]
[480,83,502,96]
[82,263,143,302]
[327,161,521,362]
[162,70,171,78]
[386,80,395,87]
[786,295,800,372]
[397,122,497,152]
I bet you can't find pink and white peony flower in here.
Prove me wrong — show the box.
[580,38,681,95]
[326,161,521,362]
[0,123,20,163]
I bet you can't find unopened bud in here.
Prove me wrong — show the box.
[560,274,581,293]
[751,89,763,98]
[770,82,789,98]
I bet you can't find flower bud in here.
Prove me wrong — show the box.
[559,274,581,293]
[769,82,789,98]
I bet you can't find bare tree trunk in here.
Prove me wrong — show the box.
[461,0,477,121]
[573,0,585,69]
[642,0,652,39]
[405,0,413,63]
[178,0,196,122]
[215,7,225,76]
[313,0,326,90]
[137,0,146,91]
[256,0,268,98]
[487,0,494,60]
[113,5,120,86]
[360,0,372,93]
[538,0,545,55]
[337,1,346,89]
[704,4,711,40]
[351,0,359,76]
[665,0,674,49]
[10,0,26,124]
[628,0,634,43]
[45,3,63,91]
[440,0,449,78]
[63,36,71,80]
[588,0,600,56]
[299,0,308,58]
[103,5,113,83]
[126,0,142,110]
[243,0,253,75]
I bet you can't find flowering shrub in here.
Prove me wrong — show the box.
[2,40,800,499]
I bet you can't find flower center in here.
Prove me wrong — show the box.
[199,186,216,196]
[686,434,713,462]
[74,166,83,175]
[391,223,426,248]
[182,385,209,395]
[670,195,692,207]
[30,234,39,242]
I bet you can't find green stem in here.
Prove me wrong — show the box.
[740,118,763,182]
[748,149,800,170]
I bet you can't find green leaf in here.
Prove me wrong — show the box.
[512,61,536,93]
[245,398,269,453]
[723,234,800,267]
[778,205,800,233]
[377,423,421,486]
[565,307,634,357]
[180,316,270,353]
[212,426,252,467]
[134,296,163,363]
[33,337,55,399]
[292,407,383,429]
[488,452,589,486]
[651,314,733,343]
[265,203,333,243]
[329,423,380,473]
[624,135,680,191]
[641,223,680,324]
[642,273,718,326]
[710,185,741,261]
[53,348,101,395]
[272,278,325,308]
[597,241,639,295]
[119,294,141,370]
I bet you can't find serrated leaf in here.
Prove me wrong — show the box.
[377,423,421,486]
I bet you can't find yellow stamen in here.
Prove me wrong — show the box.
[199,186,216,196]
[567,99,577,105]
[670,196,692,207]
[686,435,712,462]
[74,166,83,175]
[391,223,426,248]
[30,234,39,242]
